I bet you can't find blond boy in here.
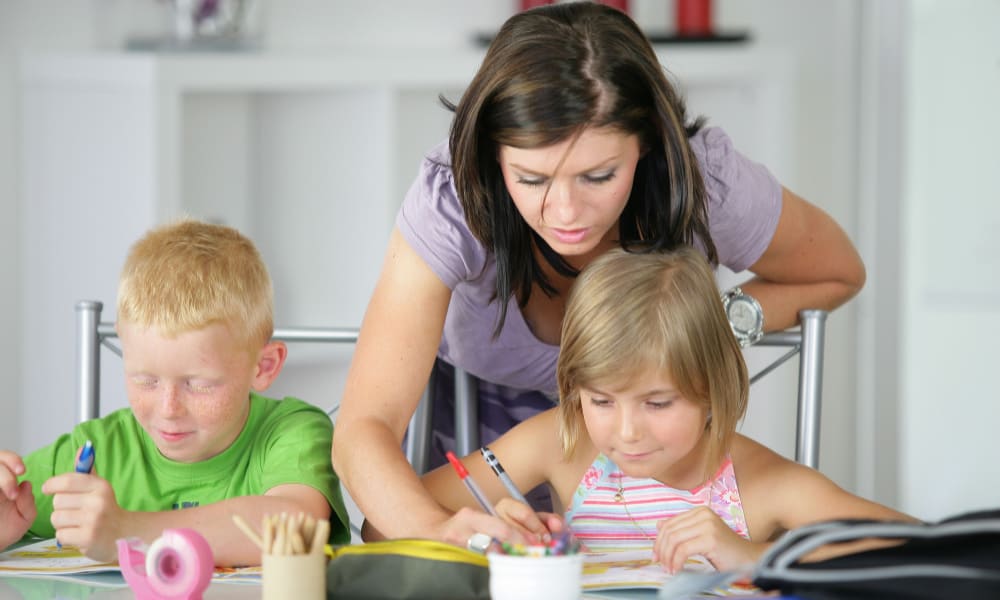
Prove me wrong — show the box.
[0,219,349,566]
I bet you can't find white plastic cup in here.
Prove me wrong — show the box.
[487,552,584,600]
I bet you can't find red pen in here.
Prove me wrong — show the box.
[445,451,497,516]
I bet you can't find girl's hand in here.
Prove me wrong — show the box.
[494,497,566,545]
[653,506,760,573]
[42,466,126,562]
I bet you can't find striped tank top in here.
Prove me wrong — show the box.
[565,453,749,552]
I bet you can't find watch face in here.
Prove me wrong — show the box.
[728,298,762,333]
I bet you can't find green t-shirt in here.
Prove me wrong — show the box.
[21,392,349,544]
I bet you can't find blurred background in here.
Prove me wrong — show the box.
[1,0,997,527]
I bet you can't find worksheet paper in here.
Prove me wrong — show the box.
[0,538,262,585]
[0,539,117,575]
[582,550,758,595]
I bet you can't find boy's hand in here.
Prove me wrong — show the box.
[0,451,36,550]
[42,468,125,562]
[653,506,758,573]
[494,497,566,546]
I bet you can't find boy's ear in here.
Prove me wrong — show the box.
[251,341,288,392]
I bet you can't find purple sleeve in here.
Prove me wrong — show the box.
[690,127,783,272]
[395,141,488,289]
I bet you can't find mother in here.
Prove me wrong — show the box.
[333,2,864,546]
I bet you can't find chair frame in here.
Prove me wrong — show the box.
[75,301,827,470]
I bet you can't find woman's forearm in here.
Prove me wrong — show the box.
[740,277,863,332]
[333,418,450,539]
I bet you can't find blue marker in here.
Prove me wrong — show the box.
[75,440,95,474]
[58,441,95,549]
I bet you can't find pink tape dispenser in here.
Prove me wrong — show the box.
[117,528,214,600]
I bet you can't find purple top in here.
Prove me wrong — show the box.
[396,127,781,396]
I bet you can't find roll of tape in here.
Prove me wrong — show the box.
[120,528,213,600]
[148,529,213,598]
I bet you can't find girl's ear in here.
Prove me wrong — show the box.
[251,341,288,392]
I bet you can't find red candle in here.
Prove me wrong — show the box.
[519,0,553,11]
[599,0,630,14]
[676,0,713,36]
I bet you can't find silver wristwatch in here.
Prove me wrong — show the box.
[721,287,764,347]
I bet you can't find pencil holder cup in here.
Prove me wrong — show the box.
[487,551,583,600]
[262,550,326,600]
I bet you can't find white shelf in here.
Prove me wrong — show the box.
[20,43,787,90]
[21,49,487,91]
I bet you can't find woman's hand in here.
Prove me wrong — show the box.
[653,506,762,573]
[432,506,530,551]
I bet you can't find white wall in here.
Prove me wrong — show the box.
[716,0,865,497]
[0,1,106,454]
[855,0,908,510]
[0,5,19,452]
[899,0,1000,520]
[855,0,1000,520]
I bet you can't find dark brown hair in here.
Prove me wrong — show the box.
[448,1,716,334]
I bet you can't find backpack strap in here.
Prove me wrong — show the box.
[754,516,1000,586]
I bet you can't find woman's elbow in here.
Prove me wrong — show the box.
[842,255,867,301]
[823,264,866,312]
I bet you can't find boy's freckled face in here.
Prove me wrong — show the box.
[118,320,256,463]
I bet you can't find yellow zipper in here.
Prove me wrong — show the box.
[328,539,488,567]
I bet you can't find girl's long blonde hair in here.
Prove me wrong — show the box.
[557,247,748,477]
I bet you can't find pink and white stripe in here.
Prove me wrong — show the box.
[565,453,749,552]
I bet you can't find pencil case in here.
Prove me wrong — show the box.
[325,538,489,600]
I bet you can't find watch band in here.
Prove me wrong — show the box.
[721,286,764,348]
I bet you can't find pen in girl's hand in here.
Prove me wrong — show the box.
[58,441,95,549]
[480,446,529,505]
[445,451,497,516]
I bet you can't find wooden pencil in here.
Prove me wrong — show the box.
[231,514,264,551]
[273,514,287,556]
[301,514,317,553]
[311,518,329,555]
[263,514,274,554]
